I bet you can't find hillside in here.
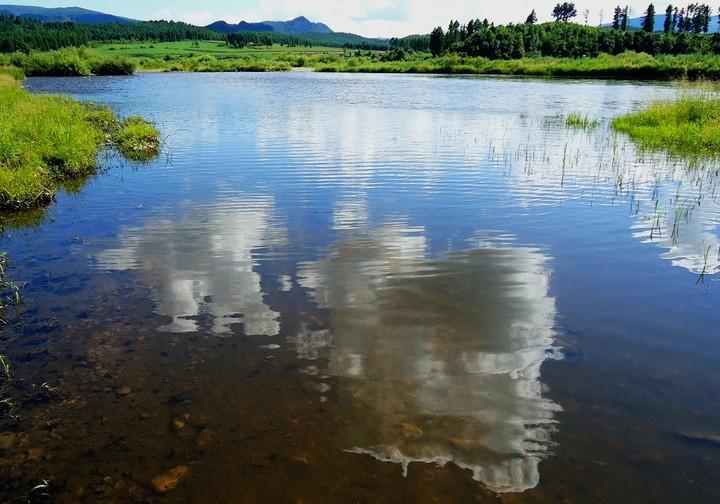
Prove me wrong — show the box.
[0,4,134,23]
[206,16,333,35]
[261,16,332,35]
[607,14,720,33]
[206,20,273,33]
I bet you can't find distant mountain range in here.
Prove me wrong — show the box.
[205,16,333,35]
[0,4,134,23]
[606,15,720,33]
[0,5,335,35]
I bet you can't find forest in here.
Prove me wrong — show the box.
[0,15,387,53]
[394,3,720,58]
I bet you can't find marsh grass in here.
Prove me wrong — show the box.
[0,70,160,210]
[113,116,162,161]
[0,48,136,77]
[612,94,720,156]
[565,113,600,129]
[312,52,720,80]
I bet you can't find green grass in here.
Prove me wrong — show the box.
[12,44,720,80]
[313,52,720,80]
[565,113,599,129]
[0,47,136,77]
[92,40,343,59]
[113,116,161,161]
[612,94,720,156]
[0,69,160,210]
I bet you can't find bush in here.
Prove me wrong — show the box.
[90,57,136,76]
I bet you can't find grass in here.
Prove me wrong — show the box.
[313,51,720,80]
[9,45,720,80]
[565,113,599,129]
[92,40,344,59]
[113,116,162,161]
[0,68,160,210]
[0,47,135,76]
[612,94,720,156]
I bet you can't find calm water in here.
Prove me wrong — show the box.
[1,72,719,502]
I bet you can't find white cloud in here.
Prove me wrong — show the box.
[141,1,669,37]
[228,0,665,37]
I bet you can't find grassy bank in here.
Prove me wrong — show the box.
[0,47,135,76]
[9,45,720,80]
[0,69,160,210]
[313,52,720,80]
[613,94,720,156]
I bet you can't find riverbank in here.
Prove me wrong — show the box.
[6,47,720,80]
[613,94,720,156]
[0,69,160,210]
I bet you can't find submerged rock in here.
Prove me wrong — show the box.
[27,447,43,461]
[151,465,190,493]
[117,386,132,397]
[0,432,17,450]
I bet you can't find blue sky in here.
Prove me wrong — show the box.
[23,1,661,37]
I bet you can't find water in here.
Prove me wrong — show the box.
[1,72,719,502]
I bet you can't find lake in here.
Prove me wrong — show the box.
[1,72,719,502]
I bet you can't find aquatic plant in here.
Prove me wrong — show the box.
[565,113,599,130]
[612,94,720,156]
[112,116,162,162]
[0,355,9,380]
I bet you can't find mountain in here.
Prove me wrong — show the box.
[261,16,332,35]
[205,20,273,33]
[206,16,333,35]
[605,15,720,33]
[0,4,134,23]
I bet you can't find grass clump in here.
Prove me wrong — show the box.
[113,116,161,161]
[612,94,720,156]
[0,71,159,210]
[565,113,599,129]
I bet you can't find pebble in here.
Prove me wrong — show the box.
[151,465,190,494]
[0,432,17,450]
[117,386,132,396]
[27,447,44,461]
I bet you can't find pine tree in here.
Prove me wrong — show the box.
[643,4,656,31]
[664,4,674,32]
[621,6,629,31]
[612,5,622,30]
[526,9,538,25]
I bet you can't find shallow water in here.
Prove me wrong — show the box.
[1,72,719,502]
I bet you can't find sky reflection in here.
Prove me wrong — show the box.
[93,196,284,336]
[295,228,561,493]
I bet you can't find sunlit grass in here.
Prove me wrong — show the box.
[612,94,720,156]
[0,69,160,210]
[113,116,161,161]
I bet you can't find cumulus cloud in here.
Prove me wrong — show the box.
[57,0,664,37]
[229,0,660,37]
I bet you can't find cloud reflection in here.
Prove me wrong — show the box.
[93,196,284,336]
[294,227,562,493]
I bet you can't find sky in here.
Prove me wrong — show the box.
[24,1,667,37]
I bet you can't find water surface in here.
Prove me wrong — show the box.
[0,72,719,502]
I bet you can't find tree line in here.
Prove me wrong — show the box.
[0,15,352,53]
[0,15,227,52]
[425,3,720,59]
